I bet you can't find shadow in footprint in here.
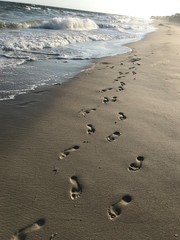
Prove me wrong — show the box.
[128,156,144,171]
[99,87,113,93]
[107,195,132,220]
[129,57,141,63]
[111,96,117,102]
[106,131,121,142]
[80,108,96,117]
[120,81,126,86]
[103,97,109,104]
[17,101,37,107]
[87,124,95,134]
[113,78,119,82]
[11,218,46,240]
[117,86,124,92]
[49,233,58,240]
[59,145,80,160]
[70,176,82,200]
[118,112,127,120]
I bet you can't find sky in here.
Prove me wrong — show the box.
[2,0,180,17]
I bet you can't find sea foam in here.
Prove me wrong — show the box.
[36,17,99,30]
[0,1,154,100]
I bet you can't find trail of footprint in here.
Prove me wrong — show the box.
[59,145,80,160]
[80,108,96,117]
[70,176,82,200]
[128,156,144,171]
[118,112,127,120]
[107,195,132,220]
[106,131,121,142]
[11,218,46,240]
[87,124,95,134]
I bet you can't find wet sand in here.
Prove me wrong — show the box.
[0,23,180,240]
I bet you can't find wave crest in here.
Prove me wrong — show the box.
[0,20,42,29]
[36,17,99,30]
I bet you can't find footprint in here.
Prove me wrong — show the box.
[103,97,109,104]
[34,89,49,94]
[106,131,121,142]
[129,57,141,63]
[18,101,37,107]
[52,167,60,175]
[87,124,95,134]
[128,156,144,171]
[11,218,46,240]
[107,195,132,220]
[132,71,137,75]
[120,81,126,86]
[111,96,117,102]
[49,233,58,240]
[118,112,127,120]
[80,108,96,117]
[117,86,124,91]
[110,66,115,69]
[113,78,119,82]
[59,145,80,160]
[99,87,113,93]
[70,176,82,200]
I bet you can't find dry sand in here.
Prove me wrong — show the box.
[0,23,180,240]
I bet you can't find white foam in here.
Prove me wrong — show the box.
[37,17,98,30]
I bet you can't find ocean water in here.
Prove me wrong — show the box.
[0,1,154,100]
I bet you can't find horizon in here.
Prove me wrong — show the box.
[0,0,180,18]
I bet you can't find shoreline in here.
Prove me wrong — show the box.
[0,27,152,102]
[0,23,180,240]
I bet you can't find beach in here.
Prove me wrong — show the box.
[0,22,180,240]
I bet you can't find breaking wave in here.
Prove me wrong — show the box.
[36,17,99,30]
[0,17,98,31]
[0,20,42,29]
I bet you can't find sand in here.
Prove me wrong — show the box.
[0,23,180,240]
